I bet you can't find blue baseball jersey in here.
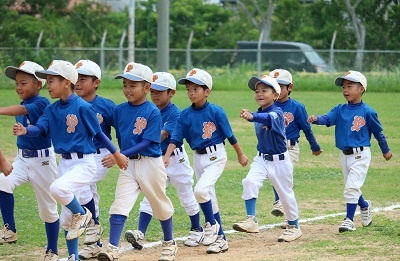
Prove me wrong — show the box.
[113,100,162,157]
[249,105,287,155]
[16,95,51,150]
[171,102,234,150]
[325,102,383,151]
[89,95,116,149]
[36,94,100,154]
[160,102,180,152]
[275,98,320,151]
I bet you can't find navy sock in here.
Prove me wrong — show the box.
[138,212,152,235]
[346,203,357,221]
[65,196,85,215]
[109,214,127,247]
[189,212,202,231]
[82,198,98,224]
[64,230,79,259]
[287,219,299,228]
[0,191,16,232]
[273,187,280,201]
[45,220,60,254]
[199,200,215,225]
[214,212,224,237]
[358,195,369,208]
[160,217,173,241]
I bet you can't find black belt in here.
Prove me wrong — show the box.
[342,147,364,155]
[162,146,183,156]
[288,140,297,146]
[196,145,217,155]
[258,152,285,161]
[96,148,101,154]
[129,154,141,160]
[62,152,84,159]
[21,149,49,158]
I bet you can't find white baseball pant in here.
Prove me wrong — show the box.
[286,140,300,165]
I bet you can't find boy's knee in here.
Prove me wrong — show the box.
[193,188,208,203]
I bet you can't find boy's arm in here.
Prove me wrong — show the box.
[372,131,392,161]
[231,141,248,167]
[13,123,44,137]
[307,115,330,125]
[163,141,179,168]
[303,129,323,155]
[95,132,128,170]
[0,149,13,176]
[0,105,28,116]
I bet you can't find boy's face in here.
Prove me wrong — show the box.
[342,79,365,103]
[123,78,150,105]
[185,81,210,105]
[254,82,279,110]
[277,83,293,102]
[75,74,100,100]
[150,88,175,110]
[46,75,69,99]
[15,71,42,100]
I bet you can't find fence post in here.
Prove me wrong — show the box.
[257,31,264,77]
[36,30,43,56]
[186,30,194,71]
[100,31,107,71]
[329,31,337,73]
[119,30,127,71]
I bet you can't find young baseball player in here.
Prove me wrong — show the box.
[163,68,249,254]
[0,149,12,176]
[13,60,128,261]
[124,72,202,250]
[307,70,392,233]
[269,68,323,221]
[97,62,177,261]
[73,59,116,260]
[0,61,60,260]
[232,75,302,242]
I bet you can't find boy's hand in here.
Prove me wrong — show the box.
[240,109,253,120]
[238,153,249,167]
[383,151,392,161]
[13,123,26,136]
[307,115,317,123]
[113,151,128,170]
[312,149,323,156]
[163,156,170,168]
[102,154,116,168]
[0,158,13,176]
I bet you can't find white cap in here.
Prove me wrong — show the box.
[248,75,281,95]
[269,69,292,85]
[151,72,176,91]
[75,60,101,80]
[35,60,78,85]
[178,68,213,90]
[115,62,152,82]
[335,70,367,91]
[5,61,46,87]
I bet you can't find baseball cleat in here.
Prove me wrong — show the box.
[43,249,59,261]
[206,235,228,254]
[184,227,204,247]
[360,200,372,227]
[84,220,104,245]
[232,215,259,233]
[339,218,356,232]
[158,240,178,261]
[271,200,285,217]
[97,243,119,261]
[202,221,220,246]
[277,225,302,242]
[125,229,144,250]
[79,243,102,259]
[66,207,92,240]
[0,224,18,244]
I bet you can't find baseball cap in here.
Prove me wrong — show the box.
[151,72,176,91]
[248,75,281,95]
[35,60,78,85]
[178,68,213,90]
[115,62,152,82]
[335,70,367,91]
[269,69,292,85]
[5,61,46,87]
[75,60,101,80]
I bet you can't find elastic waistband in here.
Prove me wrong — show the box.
[258,151,288,162]
[19,148,49,158]
[195,143,224,155]
[342,147,364,155]
[61,152,84,160]
[162,146,183,156]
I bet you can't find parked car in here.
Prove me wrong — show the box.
[236,41,329,73]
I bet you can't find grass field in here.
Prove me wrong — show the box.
[0,88,399,260]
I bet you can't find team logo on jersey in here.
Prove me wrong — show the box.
[189,69,197,76]
[133,117,147,135]
[351,116,365,132]
[42,161,49,166]
[284,112,294,126]
[75,61,83,69]
[66,114,78,133]
[126,64,133,72]
[202,122,216,139]
[152,74,158,82]
[96,113,103,124]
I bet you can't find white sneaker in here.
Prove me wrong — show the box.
[206,235,228,254]
[67,254,76,261]
[66,207,92,240]
[84,220,104,245]
[125,230,144,250]
[277,225,302,242]
[202,221,220,246]
[97,243,119,261]
[0,224,18,244]
[79,243,102,259]
[339,218,356,233]
[184,228,204,247]
[158,240,178,261]
[232,215,259,233]
[44,249,59,261]
[360,200,372,227]
[271,200,285,217]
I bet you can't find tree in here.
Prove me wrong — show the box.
[344,0,365,70]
